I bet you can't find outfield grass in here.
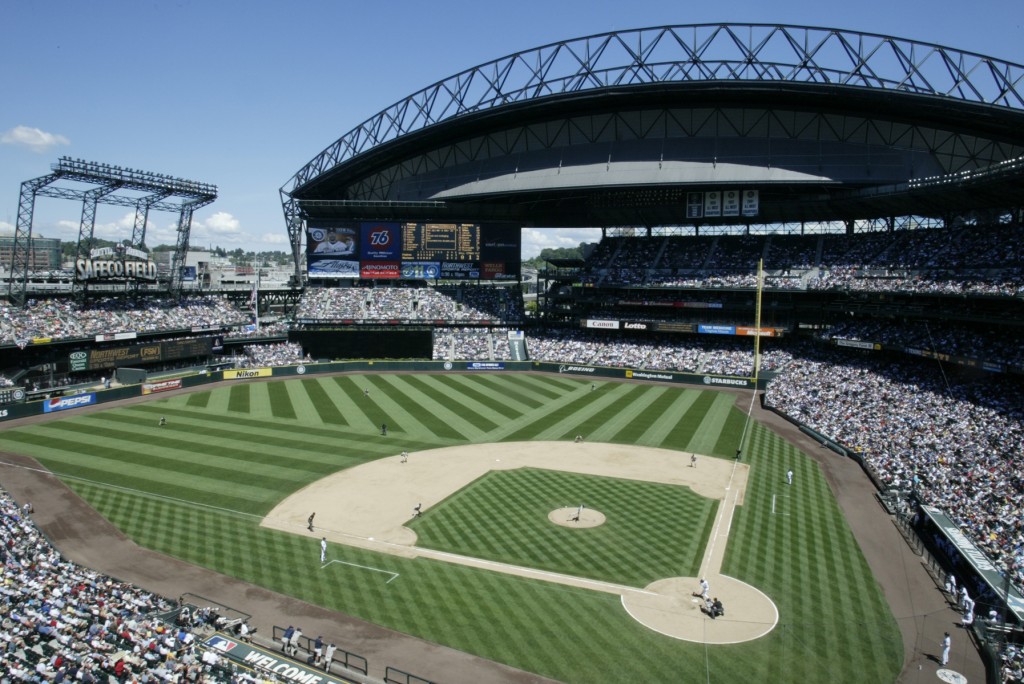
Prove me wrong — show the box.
[0,374,902,683]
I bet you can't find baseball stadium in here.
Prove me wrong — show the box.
[2,23,1024,684]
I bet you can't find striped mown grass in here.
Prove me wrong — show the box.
[410,467,717,585]
[0,373,902,683]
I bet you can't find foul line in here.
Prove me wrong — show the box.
[409,546,660,598]
[321,559,399,584]
[699,457,742,579]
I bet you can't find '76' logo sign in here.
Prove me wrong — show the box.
[370,230,391,246]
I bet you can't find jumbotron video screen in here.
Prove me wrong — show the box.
[306,221,520,281]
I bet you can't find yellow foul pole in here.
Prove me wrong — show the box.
[753,258,764,383]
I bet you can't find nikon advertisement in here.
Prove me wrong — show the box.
[69,336,221,371]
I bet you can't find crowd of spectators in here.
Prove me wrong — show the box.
[1004,644,1023,683]
[525,328,791,375]
[823,321,1024,369]
[226,321,291,339]
[295,287,523,324]
[576,223,1024,295]
[432,327,514,361]
[765,346,1024,592]
[0,297,250,347]
[0,486,240,682]
[236,342,310,368]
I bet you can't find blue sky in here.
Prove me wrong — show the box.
[2,0,1021,259]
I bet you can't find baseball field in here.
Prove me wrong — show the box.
[0,372,902,683]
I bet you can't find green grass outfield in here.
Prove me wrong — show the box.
[0,373,902,683]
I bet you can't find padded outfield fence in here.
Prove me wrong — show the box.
[0,358,765,422]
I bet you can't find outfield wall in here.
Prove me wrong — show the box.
[0,360,764,423]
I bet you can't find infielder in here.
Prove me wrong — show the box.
[786,469,793,485]
[320,537,327,563]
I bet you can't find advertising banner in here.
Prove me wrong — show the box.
[626,369,675,381]
[307,224,359,279]
[400,262,440,279]
[43,393,97,413]
[142,379,183,395]
[557,364,596,375]
[480,224,520,261]
[359,262,400,279]
[698,324,735,335]
[736,326,778,337]
[202,634,355,684]
[480,262,508,280]
[585,320,620,329]
[835,339,880,350]
[223,368,272,380]
[439,262,479,280]
[467,362,505,370]
[71,338,216,371]
[95,332,137,343]
[654,322,695,333]
[359,222,401,261]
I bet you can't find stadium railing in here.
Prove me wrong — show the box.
[271,625,368,676]
[384,665,436,684]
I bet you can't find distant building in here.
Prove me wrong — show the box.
[0,235,62,271]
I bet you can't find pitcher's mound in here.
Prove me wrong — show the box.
[549,507,606,528]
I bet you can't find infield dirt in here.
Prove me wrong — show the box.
[263,440,778,643]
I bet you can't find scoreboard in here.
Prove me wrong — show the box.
[401,223,479,262]
[0,387,26,404]
[307,221,520,281]
[69,337,222,371]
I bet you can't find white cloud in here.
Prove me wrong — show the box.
[521,227,602,259]
[259,232,288,245]
[201,211,242,236]
[56,213,138,241]
[186,212,252,248]
[0,220,14,236]
[1,125,70,153]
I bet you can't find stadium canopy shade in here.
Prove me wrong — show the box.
[281,23,1024,233]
